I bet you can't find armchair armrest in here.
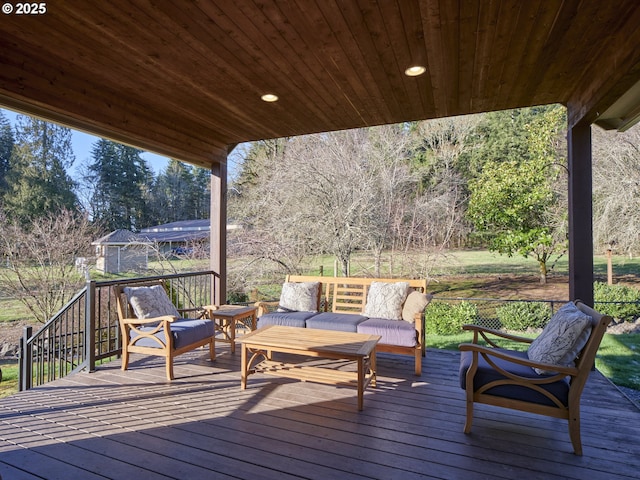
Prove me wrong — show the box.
[463,324,534,348]
[120,315,177,325]
[255,300,279,317]
[459,342,579,379]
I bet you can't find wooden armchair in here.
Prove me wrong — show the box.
[115,281,216,381]
[459,300,612,455]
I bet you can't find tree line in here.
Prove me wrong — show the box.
[1,104,637,321]
[0,110,211,231]
[228,104,638,290]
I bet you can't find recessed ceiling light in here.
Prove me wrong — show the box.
[261,93,279,102]
[404,65,426,77]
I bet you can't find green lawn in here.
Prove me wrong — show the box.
[0,363,18,398]
[0,297,31,323]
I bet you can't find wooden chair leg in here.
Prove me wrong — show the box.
[121,348,129,371]
[209,338,216,361]
[414,349,422,376]
[120,348,129,370]
[568,412,583,455]
[464,391,474,433]
[165,356,174,381]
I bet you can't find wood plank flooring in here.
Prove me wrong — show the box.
[0,346,638,479]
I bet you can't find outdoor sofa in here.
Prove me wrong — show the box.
[256,275,431,375]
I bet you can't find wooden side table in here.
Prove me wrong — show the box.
[203,305,258,353]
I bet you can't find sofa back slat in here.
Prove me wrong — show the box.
[331,282,367,313]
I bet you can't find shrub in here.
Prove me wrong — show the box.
[594,282,640,321]
[425,301,478,335]
[497,301,551,331]
[227,291,249,304]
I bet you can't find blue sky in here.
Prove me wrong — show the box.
[2,107,245,179]
[2,107,175,177]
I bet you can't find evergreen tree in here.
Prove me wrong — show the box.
[189,165,210,219]
[86,139,152,231]
[462,106,549,179]
[150,160,210,223]
[0,111,14,194]
[4,115,77,223]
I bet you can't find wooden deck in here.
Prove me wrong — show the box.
[1,346,639,479]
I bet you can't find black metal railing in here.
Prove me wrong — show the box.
[429,297,566,330]
[19,270,219,391]
[428,297,640,330]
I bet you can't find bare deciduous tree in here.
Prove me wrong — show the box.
[0,209,97,323]
[230,118,483,281]
[592,124,640,256]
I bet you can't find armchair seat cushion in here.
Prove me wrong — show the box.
[305,312,368,332]
[357,318,417,347]
[258,311,318,328]
[133,318,215,350]
[459,348,570,407]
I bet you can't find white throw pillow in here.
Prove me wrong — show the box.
[278,282,320,312]
[364,281,410,320]
[402,291,432,323]
[527,301,593,375]
[124,285,181,319]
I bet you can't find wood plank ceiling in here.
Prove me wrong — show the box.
[1,0,640,168]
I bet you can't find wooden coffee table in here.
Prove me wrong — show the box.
[238,325,380,410]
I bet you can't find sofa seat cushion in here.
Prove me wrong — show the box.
[459,348,570,407]
[132,318,215,350]
[357,318,417,347]
[258,311,318,328]
[306,312,368,332]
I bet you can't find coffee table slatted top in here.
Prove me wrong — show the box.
[238,325,380,357]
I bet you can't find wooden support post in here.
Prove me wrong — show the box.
[210,153,228,305]
[567,121,594,306]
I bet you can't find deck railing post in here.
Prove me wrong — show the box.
[85,280,96,372]
[19,326,33,391]
[211,270,218,305]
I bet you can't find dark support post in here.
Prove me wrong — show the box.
[211,157,228,305]
[567,121,594,306]
[20,326,33,391]
[85,280,96,372]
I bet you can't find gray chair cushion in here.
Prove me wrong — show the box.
[258,311,318,328]
[132,318,215,349]
[459,348,570,407]
[357,318,417,347]
[305,312,368,332]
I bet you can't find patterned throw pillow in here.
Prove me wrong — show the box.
[527,301,593,375]
[364,282,410,320]
[124,285,181,319]
[277,282,320,312]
